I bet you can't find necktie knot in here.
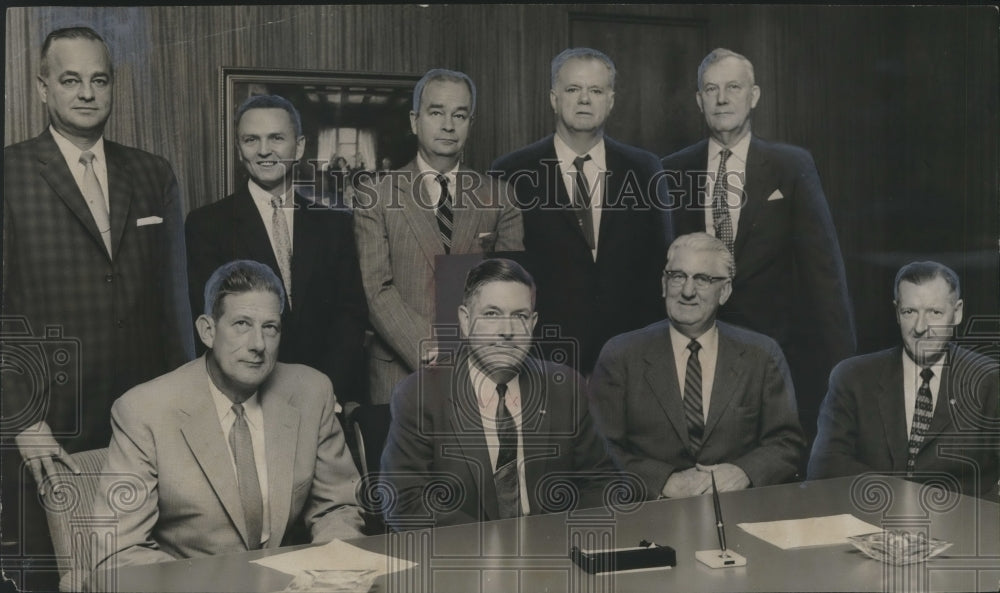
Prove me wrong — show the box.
[719,148,732,164]
[80,151,96,166]
[573,154,592,172]
[232,403,246,418]
[270,195,284,209]
[436,174,449,189]
[496,383,508,400]
[687,339,702,355]
[920,367,934,383]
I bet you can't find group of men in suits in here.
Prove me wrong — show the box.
[3,23,997,590]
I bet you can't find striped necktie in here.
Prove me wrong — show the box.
[270,196,293,309]
[436,174,454,253]
[712,148,734,253]
[683,340,705,454]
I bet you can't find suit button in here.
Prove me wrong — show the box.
[105,274,114,283]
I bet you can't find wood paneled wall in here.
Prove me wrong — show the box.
[6,5,998,353]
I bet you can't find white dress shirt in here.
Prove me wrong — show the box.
[469,362,530,515]
[553,133,607,259]
[901,351,944,439]
[208,377,271,544]
[50,126,110,212]
[248,180,295,256]
[703,133,751,239]
[669,323,720,423]
[416,153,459,208]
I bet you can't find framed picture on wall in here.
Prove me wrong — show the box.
[221,67,420,203]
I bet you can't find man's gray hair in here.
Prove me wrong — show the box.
[893,261,961,302]
[551,47,616,89]
[204,259,286,319]
[40,26,113,78]
[412,68,477,115]
[697,48,755,90]
[665,232,735,279]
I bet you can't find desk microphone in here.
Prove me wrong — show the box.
[695,471,747,568]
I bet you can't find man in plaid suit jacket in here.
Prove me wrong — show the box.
[2,28,193,567]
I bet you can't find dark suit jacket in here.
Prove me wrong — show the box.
[662,136,855,435]
[2,130,193,451]
[90,357,363,572]
[379,355,614,530]
[589,320,806,500]
[185,188,369,402]
[808,345,1000,498]
[491,135,671,372]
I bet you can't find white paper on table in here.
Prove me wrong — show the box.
[251,539,417,577]
[737,513,881,549]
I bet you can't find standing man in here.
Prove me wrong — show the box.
[809,262,999,498]
[354,69,523,405]
[91,260,363,577]
[2,27,192,585]
[662,48,855,440]
[491,48,669,374]
[589,233,805,500]
[380,259,613,529]
[186,95,369,404]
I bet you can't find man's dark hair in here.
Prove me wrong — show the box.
[893,261,961,301]
[235,94,303,138]
[412,68,477,115]
[204,260,286,319]
[40,27,113,78]
[462,258,536,307]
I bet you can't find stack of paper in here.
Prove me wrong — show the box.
[737,514,881,549]
[252,539,417,592]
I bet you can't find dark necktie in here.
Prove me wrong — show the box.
[572,155,596,250]
[436,174,453,253]
[906,368,935,475]
[683,340,705,454]
[230,404,263,549]
[494,383,521,518]
[79,151,112,256]
[712,148,734,253]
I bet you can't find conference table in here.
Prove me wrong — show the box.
[112,476,1000,592]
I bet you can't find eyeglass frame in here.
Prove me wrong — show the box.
[662,270,731,290]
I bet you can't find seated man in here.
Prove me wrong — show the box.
[91,260,363,575]
[590,233,805,500]
[379,258,614,530]
[809,261,999,497]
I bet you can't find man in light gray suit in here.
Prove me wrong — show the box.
[90,260,363,584]
[354,69,523,404]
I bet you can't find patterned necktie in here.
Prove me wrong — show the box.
[712,148,735,254]
[436,174,453,254]
[79,151,112,256]
[270,196,293,309]
[494,383,521,518]
[230,404,263,549]
[683,340,705,454]
[906,368,935,475]
[572,155,596,250]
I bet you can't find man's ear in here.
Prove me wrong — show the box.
[695,90,704,114]
[718,280,733,307]
[37,76,49,104]
[457,305,470,338]
[953,299,964,327]
[295,135,306,161]
[750,85,761,109]
[409,110,418,136]
[195,315,215,350]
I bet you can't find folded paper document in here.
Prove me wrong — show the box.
[737,513,881,550]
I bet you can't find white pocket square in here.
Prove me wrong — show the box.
[136,216,163,227]
[477,232,495,239]
[766,190,784,201]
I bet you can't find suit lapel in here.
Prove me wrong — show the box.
[734,138,771,257]
[396,161,445,265]
[35,132,109,257]
[447,363,499,521]
[672,140,709,236]
[596,141,624,260]
[877,350,909,469]
[104,142,134,259]
[542,138,593,250]
[177,360,250,547]
[233,189,282,273]
[519,357,551,509]
[923,348,957,451]
[291,193,321,307]
[703,327,745,441]
[260,377,300,546]
[450,169,483,253]
[642,325,690,449]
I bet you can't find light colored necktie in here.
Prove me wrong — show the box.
[435,175,453,253]
[906,368,935,475]
[270,196,293,309]
[230,404,263,550]
[683,340,705,454]
[79,151,112,256]
[712,148,735,254]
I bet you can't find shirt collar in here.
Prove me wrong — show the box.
[708,132,751,168]
[468,359,520,409]
[901,348,946,381]
[668,322,719,355]
[553,133,607,171]
[207,364,262,430]
[248,179,294,208]
[416,153,459,187]
[50,125,106,166]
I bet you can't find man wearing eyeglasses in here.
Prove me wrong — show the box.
[589,232,805,500]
